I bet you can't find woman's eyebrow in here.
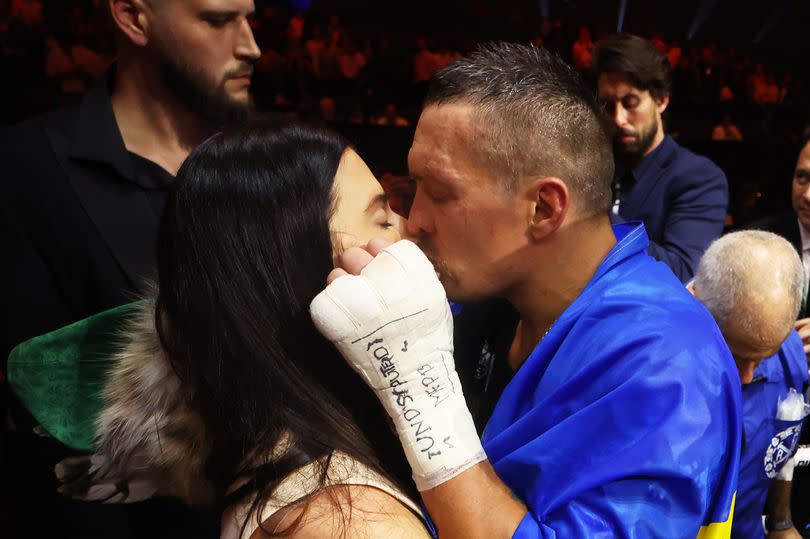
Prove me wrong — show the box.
[365,193,388,213]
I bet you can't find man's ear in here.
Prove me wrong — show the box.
[656,93,670,115]
[526,177,569,242]
[109,0,152,47]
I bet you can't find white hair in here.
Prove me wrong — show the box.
[694,230,803,339]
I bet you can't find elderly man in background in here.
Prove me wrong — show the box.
[692,231,809,539]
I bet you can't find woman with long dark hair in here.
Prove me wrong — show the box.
[29,122,431,538]
[159,122,431,537]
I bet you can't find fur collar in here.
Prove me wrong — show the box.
[58,297,215,505]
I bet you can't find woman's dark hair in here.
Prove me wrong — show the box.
[591,34,671,101]
[155,121,413,535]
[801,125,810,150]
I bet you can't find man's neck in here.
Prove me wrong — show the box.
[505,214,617,370]
[110,57,213,175]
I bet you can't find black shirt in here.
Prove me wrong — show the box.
[1,72,212,539]
[127,151,173,218]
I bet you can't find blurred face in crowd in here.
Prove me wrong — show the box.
[116,0,261,124]
[331,149,401,257]
[791,141,810,230]
[598,72,668,161]
[406,104,538,302]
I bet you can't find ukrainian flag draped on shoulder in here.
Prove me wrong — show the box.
[482,223,742,538]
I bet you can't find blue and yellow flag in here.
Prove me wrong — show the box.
[482,223,742,538]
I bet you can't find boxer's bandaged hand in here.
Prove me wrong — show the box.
[310,240,486,490]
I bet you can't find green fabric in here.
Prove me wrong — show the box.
[7,301,143,451]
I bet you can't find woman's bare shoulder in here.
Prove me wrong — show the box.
[250,484,430,539]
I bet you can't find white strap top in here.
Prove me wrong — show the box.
[220,451,421,539]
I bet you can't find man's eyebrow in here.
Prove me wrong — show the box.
[365,193,388,213]
[199,9,254,19]
[614,91,640,101]
[409,172,453,187]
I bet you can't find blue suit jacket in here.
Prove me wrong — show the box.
[615,135,728,282]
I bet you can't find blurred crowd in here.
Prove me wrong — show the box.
[2,0,809,144]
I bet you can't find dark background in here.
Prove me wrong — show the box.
[2,0,809,221]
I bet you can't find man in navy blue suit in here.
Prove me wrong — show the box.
[592,34,728,282]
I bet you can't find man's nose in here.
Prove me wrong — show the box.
[613,103,628,129]
[405,188,435,239]
[236,18,261,61]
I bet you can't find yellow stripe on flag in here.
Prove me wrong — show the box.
[696,493,735,539]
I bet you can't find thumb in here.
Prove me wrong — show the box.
[327,268,348,285]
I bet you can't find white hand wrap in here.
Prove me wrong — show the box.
[310,240,486,491]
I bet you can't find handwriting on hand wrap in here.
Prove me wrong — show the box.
[418,363,450,407]
[367,337,443,459]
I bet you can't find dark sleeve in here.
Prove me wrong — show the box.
[1,204,75,366]
[0,122,77,365]
[646,158,728,282]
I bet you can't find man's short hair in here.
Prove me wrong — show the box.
[694,230,803,339]
[591,34,671,101]
[425,41,614,216]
